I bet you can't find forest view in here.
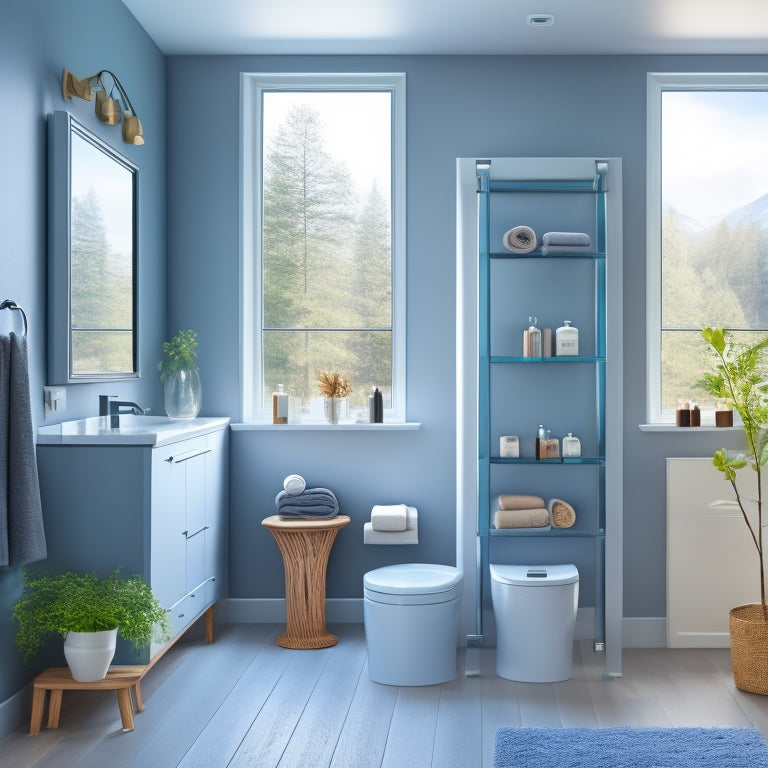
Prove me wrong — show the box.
[661,89,768,413]
[261,96,392,419]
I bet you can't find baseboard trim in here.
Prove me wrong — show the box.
[622,617,667,647]
[0,682,31,741]
[218,598,363,624]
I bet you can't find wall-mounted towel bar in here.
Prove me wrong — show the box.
[0,299,28,335]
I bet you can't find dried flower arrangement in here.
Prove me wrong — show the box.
[317,371,352,399]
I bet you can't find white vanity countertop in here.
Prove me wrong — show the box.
[38,415,230,447]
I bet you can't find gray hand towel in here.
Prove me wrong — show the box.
[0,333,47,566]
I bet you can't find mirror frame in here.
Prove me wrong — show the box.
[48,110,139,383]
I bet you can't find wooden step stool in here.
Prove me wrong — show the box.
[30,666,147,734]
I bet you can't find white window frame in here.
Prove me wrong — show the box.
[646,72,768,423]
[239,72,406,423]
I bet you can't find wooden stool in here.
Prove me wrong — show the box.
[30,666,147,734]
[262,514,350,649]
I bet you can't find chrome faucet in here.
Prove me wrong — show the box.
[99,395,149,428]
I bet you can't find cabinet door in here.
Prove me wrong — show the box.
[204,429,228,603]
[151,444,188,610]
[667,458,759,647]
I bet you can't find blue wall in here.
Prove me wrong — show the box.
[2,0,766,733]
[166,53,756,609]
[0,0,165,717]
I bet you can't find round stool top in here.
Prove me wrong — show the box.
[490,563,579,586]
[364,563,463,596]
[262,515,350,531]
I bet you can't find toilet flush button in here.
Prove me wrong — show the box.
[527,569,547,578]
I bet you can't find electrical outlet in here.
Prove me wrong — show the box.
[43,386,66,413]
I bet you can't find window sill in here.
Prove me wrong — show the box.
[231,422,422,432]
[638,423,741,432]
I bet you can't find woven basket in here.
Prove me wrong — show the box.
[730,603,768,695]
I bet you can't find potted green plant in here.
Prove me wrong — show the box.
[13,569,171,682]
[158,329,202,419]
[700,326,768,694]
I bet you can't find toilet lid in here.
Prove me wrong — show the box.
[364,563,463,596]
[490,563,579,586]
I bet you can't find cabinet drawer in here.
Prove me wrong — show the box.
[167,587,206,638]
[667,457,754,518]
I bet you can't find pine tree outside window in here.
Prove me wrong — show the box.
[646,73,768,423]
[241,73,406,423]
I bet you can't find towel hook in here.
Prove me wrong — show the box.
[0,299,29,335]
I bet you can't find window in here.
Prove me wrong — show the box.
[241,73,405,423]
[647,73,768,423]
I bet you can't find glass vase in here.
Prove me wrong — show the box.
[324,396,347,424]
[164,367,202,420]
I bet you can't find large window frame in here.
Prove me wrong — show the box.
[240,72,406,423]
[646,72,768,424]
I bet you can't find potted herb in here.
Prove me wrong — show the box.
[158,329,202,419]
[13,569,171,682]
[700,327,768,694]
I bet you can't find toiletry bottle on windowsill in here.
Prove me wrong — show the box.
[272,384,288,424]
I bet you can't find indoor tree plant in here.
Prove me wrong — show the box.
[700,326,768,693]
[13,569,170,682]
[159,328,202,419]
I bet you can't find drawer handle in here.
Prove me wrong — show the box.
[166,448,212,464]
[709,500,741,509]
[183,525,210,539]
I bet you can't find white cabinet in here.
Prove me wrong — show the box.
[37,420,229,664]
[667,457,758,648]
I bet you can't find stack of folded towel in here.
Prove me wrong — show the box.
[494,494,550,530]
[540,232,592,255]
[494,494,577,529]
[274,474,339,519]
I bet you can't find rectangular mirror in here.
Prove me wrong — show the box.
[48,110,139,383]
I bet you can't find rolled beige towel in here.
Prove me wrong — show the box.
[494,508,550,529]
[498,494,546,511]
[548,498,576,528]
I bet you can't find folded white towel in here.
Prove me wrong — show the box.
[502,226,537,254]
[542,232,592,247]
[364,522,419,545]
[371,503,408,531]
[540,244,594,255]
[283,474,306,496]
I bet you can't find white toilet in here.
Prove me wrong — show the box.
[363,563,463,686]
[490,563,579,683]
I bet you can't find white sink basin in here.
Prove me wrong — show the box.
[38,415,230,446]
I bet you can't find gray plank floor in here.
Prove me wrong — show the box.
[3,622,768,767]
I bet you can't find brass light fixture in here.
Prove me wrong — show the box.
[62,69,144,145]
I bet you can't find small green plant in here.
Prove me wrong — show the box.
[12,569,171,662]
[700,327,768,615]
[158,329,198,383]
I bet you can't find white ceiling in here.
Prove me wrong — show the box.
[122,0,768,56]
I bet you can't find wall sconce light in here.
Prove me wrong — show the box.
[62,69,144,145]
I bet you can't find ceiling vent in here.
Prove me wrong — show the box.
[526,13,555,26]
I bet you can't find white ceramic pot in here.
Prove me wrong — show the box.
[63,628,118,682]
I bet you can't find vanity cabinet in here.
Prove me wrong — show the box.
[36,419,229,664]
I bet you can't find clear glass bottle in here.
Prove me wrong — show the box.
[527,316,542,357]
[562,432,581,457]
[272,383,288,424]
[556,320,579,356]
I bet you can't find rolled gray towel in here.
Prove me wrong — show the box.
[275,487,339,518]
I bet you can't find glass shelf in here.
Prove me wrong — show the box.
[491,456,605,465]
[488,528,605,538]
[490,355,605,364]
[490,250,605,260]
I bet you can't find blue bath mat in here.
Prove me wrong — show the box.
[493,726,768,768]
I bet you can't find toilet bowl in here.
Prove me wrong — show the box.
[363,563,463,686]
[490,563,579,682]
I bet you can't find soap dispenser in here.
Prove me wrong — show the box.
[272,384,288,424]
[525,316,542,357]
[562,432,581,458]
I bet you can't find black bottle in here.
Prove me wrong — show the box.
[373,387,383,423]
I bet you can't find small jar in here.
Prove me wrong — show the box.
[715,399,734,427]
[675,399,690,427]
[562,432,581,458]
[689,403,701,427]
